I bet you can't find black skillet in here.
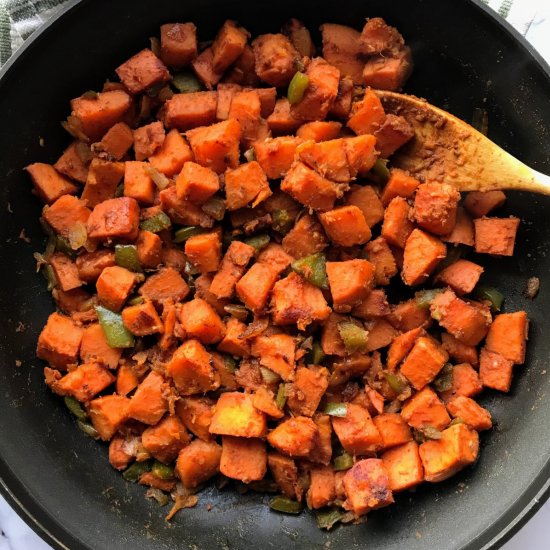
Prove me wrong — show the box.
[1,0,549,548]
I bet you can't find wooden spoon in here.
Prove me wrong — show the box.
[375,90,550,194]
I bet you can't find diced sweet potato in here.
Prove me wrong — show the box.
[179,298,225,344]
[216,83,242,120]
[375,113,414,157]
[49,253,82,292]
[342,458,393,515]
[434,259,484,296]
[121,300,163,336]
[87,197,140,241]
[166,339,220,395]
[363,47,413,91]
[254,136,303,179]
[287,366,329,416]
[386,327,423,371]
[401,386,451,431]
[127,371,169,425]
[281,213,327,259]
[474,217,520,256]
[142,415,190,463]
[364,237,398,286]
[319,206,371,247]
[252,333,296,381]
[80,323,122,369]
[252,33,298,87]
[326,259,375,313]
[135,230,162,269]
[442,207,475,246]
[352,290,390,321]
[297,138,350,183]
[345,186,384,230]
[210,392,267,437]
[54,142,90,183]
[96,266,136,311]
[381,196,414,249]
[43,194,91,241]
[381,441,424,492]
[175,396,215,441]
[364,318,399,352]
[307,466,336,509]
[220,436,267,482]
[228,90,266,147]
[236,262,279,313]
[485,311,528,364]
[116,364,139,396]
[25,163,78,204]
[109,434,134,470]
[184,231,221,274]
[163,91,218,130]
[70,89,132,141]
[309,414,333,465]
[387,299,431,332]
[225,161,271,210]
[419,423,479,482]
[267,98,302,134]
[320,312,349,357]
[209,240,255,299]
[430,289,490,346]
[320,23,364,84]
[402,229,446,286]
[176,161,219,204]
[271,272,331,330]
[123,161,155,204]
[441,333,479,366]
[267,416,318,457]
[282,18,315,58]
[133,121,165,162]
[332,403,383,454]
[400,336,449,390]
[52,362,114,402]
[373,413,412,450]
[217,317,250,356]
[88,394,130,441]
[159,185,214,227]
[81,158,125,208]
[37,312,83,369]
[268,453,301,500]
[359,17,405,55]
[116,48,170,94]
[347,89,386,136]
[139,266,190,304]
[92,122,134,162]
[148,128,193,176]
[297,121,341,142]
[176,439,222,488]
[186,118,241,174]
[464,190,506,218]
[211,20,249,72]
[160,22,197,67]
[414,183,460,236]
[440,363,482,403]
[447,396,492,431]
[252,386,284,419]
[480,347,514,392]
[380,168,420,206]
[225,45,260,86]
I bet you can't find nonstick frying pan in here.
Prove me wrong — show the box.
[1,1,549,548]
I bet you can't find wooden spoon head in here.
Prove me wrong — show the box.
[375,90,544,193]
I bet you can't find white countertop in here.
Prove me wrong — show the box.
[1,2,550,549]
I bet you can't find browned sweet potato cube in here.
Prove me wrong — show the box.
[210,392,267,438]
[115,49,170,94]
[267,416,318,457]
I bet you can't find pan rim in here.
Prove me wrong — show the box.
[0,0,549,548]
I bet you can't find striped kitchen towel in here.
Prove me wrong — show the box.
[0,0,541,69]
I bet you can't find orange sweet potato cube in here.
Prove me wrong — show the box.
[401,386,451,431]
[37,312,83,369]
[136,230,162,269]
[252,386,284,419]
[184,231,222,274]
[93,122,134,162]
[54,362,115,402]
[352,288,391,320]
[209,240,255,299]
[127,371,169,425]
[307,465,336,509]
[220,436,267,483]
[479,347,514,392]
[96,266,136,312]
[176,439,222,488]
[115,48,170,94]
[254,136,304,179]
[400,336,449,390]
[81,159,125,208]
[326,259,375,313]
[447,396,492,432]
[342,458,394,515]
[141,415,190,463]
[474,216,520,256]
[43,194,91,240]
[49,253,82,292]
[236,262,279,313]
[347,89,386,135]
[179,298,225,344]
[331,403,383,455]
[210,392,267,438]
[217,317,250,357]
[441,333,479,366]
[175,397,215,441]
[381,196,414,248]
[25,163,77,204]
[163,91,218,130]
[176,161,220,204]
[485,311,528,364]
[166,339,220,395]
[318,206,371,247]
[121,300,163,336]
[149,128,194,176]
[402,228,446,286]
[419,423,479,482]
[88,394,130,441]
[380,168,420,206]
[464,190,507,218]
[87,197,140,241]
[160,22,197,67]
[373,413,413,450]
[440,363,482,403]
[381,441,424,492]
[252,333,296,381]
[51,141,90,182]
[364,237,398,286]
[139,266,190,304]
[267,416,318,457]
[310,414,333,466]
[297,138,350,183]
[268,453,300,499]
[387,298,432,332]
[286,366,329,417]
[364,318,399,352]
[344,184,384,228]
[212,20,249,72]
[225,161,272,210]
[344,135,379,177]
[123,161,155,204]
[386,327,424,372]
[413,182,460,236]
[442,207,475,246]
[434,259,484,296]
[80,323,122,369]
